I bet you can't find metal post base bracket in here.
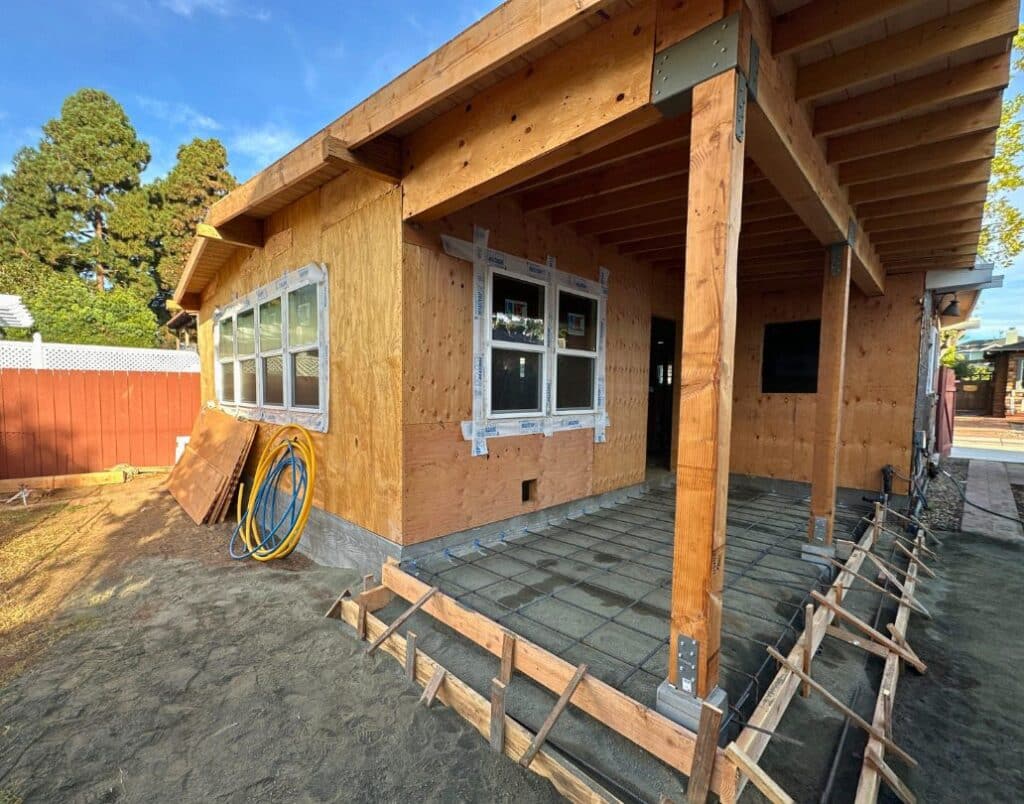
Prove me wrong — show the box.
[655,680,728,734]
[801,543,836,568]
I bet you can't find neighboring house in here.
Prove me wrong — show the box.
[986,331,1024,417]
[170,0,1015,739]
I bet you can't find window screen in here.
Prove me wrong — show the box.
[761,319,820,394]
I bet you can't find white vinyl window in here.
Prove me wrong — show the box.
[486,266,603,418]
[213,264,329,431]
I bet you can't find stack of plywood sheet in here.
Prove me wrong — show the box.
[168,407,258,525]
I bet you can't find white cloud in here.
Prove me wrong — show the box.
[136,97,221,131]
[159,0,270,21]
[230,124,301,166]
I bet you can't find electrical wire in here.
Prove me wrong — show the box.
[229,424,316,561]
[939,465,1024,526]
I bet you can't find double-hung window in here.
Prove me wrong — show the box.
[489,270,547,416]
[555,289,598,412]
[213,264,329,431]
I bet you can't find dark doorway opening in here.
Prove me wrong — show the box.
[647,317,676,469]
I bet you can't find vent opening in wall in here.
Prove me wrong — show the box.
[522,479,537,503]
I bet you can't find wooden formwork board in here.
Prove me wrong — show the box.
[380,560,740,801]
[331,595,619,804]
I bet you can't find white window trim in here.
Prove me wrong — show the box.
[442,230,609,456]
[212,262,329,432]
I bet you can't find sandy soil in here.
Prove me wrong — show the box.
[0,478,561,803]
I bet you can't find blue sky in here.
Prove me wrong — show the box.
[0,0,1021,338]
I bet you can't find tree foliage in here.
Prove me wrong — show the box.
[981,28,1024,267]
[0,89,234,346]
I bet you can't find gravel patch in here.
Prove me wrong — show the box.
[920,457,967,532]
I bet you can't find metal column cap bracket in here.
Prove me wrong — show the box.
[652,13,742,119]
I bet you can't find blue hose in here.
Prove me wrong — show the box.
[229,441,309,560]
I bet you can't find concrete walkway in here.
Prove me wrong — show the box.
[962,460,1024,541]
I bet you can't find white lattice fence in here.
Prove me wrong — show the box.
[0,337,199,373]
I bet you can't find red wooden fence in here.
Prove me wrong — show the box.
[936,365,956,458]
[0,369,200,479]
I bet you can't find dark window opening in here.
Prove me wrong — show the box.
[761,319,820,394]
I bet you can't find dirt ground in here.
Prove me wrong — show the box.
[0,477,560,803]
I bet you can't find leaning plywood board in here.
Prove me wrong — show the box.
[168,446,225,524]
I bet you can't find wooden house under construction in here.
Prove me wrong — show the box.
[173,0,1017,799]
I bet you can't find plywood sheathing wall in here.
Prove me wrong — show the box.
[198,171,404,541]
[401,195,669,545]
[731,273,924,495]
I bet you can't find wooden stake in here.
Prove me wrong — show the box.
[367,586,438,654]
[324,589,350,619]
[826,625,889,659]
[686,703,723,804]
[882,690,893,740]
[421,667,446,707]
[766,647,916,766]
[801,604,814,698]
[405,632,417,680]
[827,559,929,617]
[895,541,936,578]
[356,602,367,640]
[811,591,926,673]
[521,663,588,768]
[500,630,516,685]
[363,573,374,592]
[724,743,795,804]
[839,541,919,583]
[490,679,507,753]
[863,554,931,619]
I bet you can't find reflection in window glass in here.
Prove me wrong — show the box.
[219,318,234,355]
[289,285,318,346]
[220,361,235,403]
[491,274,545,345]
[556,355,594,410]
[259,298,282,351]
[558,291,597,352]
[236,309,255,355]
[239,358,257,403]
[262,355,284,405]
[491,349,541,413]
[292,349,320,407]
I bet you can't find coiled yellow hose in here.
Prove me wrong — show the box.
[231,424,316,561]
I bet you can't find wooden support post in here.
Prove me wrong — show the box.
[669,67,745,699]
[686,703,723,804]
[500,630,516,685]
[521,663,589,769]
[808,244,851,545]
[490,679,507,753]
[405,632,417,680]
[421,667,446,707]
[367,587,437,654]
[801,604,814,697]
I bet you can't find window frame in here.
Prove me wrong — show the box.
[553,286,600,414]
[486,266,548,419]
[213,263,329,432]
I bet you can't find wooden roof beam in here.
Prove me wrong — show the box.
[863,201,986,233]
[743,0,884,295]
[878,237,981,258]
[839,130,997,185]
[321,135,401,183]
[859,183,989,223]
[196,218,263,249]
[773,0,925,56]
[814,53,1011,136]
[796,0,1018,102]
[826,95,1003,164]
[871,220,983,244]
[848,159,993,205]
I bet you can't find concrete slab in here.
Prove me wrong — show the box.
[951,445,1024,464]
[962,459,1024,541]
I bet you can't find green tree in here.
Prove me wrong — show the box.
[981,29,1024,267]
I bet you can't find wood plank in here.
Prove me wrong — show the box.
[500,631,516,684]
[322,135,401,183]
[367,586,439,653]
[807,245,850,545]
[802,603,815,697]
[420,666,447,707]
[870,220,982,244]
[575,201,683,236]
[552,175,686,225]
[521,663,589,768]
[826,625,891,659]
[865,751,917,804]
[337,597,619,804]
[490,679,507,753]
[686,703,723,804]
[858,183,989,222]
[839,130,997,186]
[380,562,738,800]
[814,53,1011,136]
[773,0,921,55]
[810,591,927,672]
[670,68,745,697]
[796,0,1018,101]
[402,3,659,220]
[766,647,917,767]
[0,469,127,494]
[724,743,794,804]
[196,219,263,248]
[827,96,1003,163]
[863,200,986,232]
[848,160,992,205]
[405,631,417,680]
